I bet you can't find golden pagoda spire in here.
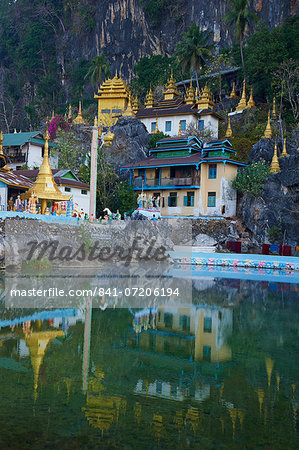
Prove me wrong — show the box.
[229,81,238,98]
[276,372,280,392]
[73,101,89,125]
[265,357,274,387]
[280,137,288,157]
[51,109,55,120]
[225,116,233,137]
[235,79,247,111]
[185,82,196,104]
[103,127,115,146]
[145,85,155,108]
[178,121,182,137]
[262,111,272,139]
[68,104,72,120]
[123,94,135,117]
[132,95,140,113]
[152,117,159,134]
[197,83,214,110]
[270,141,280,173]
[228,407,237,440]
[256,388,264,417]
[20,128,71,212]
[272,97,277,120]
[0,131,11,172]
[247,87,256,108]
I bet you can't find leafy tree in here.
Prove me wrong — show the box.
[148,131,169,149]
[53,129,88,174]
[175,23,211,92]
[71,58,91,97]
[232,161,270,196]
[273,59,299,122]
[224,0,257,75]
[84,52,110,87]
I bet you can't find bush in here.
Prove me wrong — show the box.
[232,161,270,196]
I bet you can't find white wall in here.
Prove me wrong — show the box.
[25,143,58,169]
[58,185,90,215]
[0,184,7,210]
[140,113,218,138]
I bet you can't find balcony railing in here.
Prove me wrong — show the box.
[133,177,200,188]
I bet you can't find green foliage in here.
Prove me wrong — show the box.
[229,135,257,162]
[53,129,87,174]
[71,58,91,97]
[140,0,184,27]
[267,226,281,244]
[232,161,270,196]
[148,131,169,149]
[84,52,111,87]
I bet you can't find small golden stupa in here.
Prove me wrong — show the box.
[197,83,214,110]
[145,85,155,108]
[280,137,288,157]
[151,118,159,134]
[0,131,11,172]
[163,71,179,101]
[132,95,140,114]
[272,97,277,120]
[122,94,135,117]
[247,87,256,108]
[178,121,182,137]
[185,83,196,104]
[235,79,247,111]
[225,116,233,137]
[229,81,238,98]
[21,129,70,213]
[270,141,280,174]
[103,127,115,146]
[73,101,89,125]
[265,357,274,387]
[262,111,272,139]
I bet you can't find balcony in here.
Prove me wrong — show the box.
[7,153,26,163]
[133,177,200,189]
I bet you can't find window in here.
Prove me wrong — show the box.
[179,315,190,331]
[112,109,122,114]
[81,189,87,195]
[65,187,71,192]
[204,317,212,333]
[209,164,217,179]
[164,313,173,328]
[207,192,216,207]
[203,345,211,362]
[165,121,172,132]
[170,167,176,178]
[180,120,186,131]
[183,191,194,207]
[138,168,145,178]
[101,109,111,113]
[198,120,204,130]
[151,122,156,132]
[168,192,177,207]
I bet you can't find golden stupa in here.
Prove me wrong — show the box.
[185,83,196,104]
[145,85,155,108]
[163,71,179,101]
[103,127,115,146]
[21,129,70,213]
[280,137,288,157]
[122,94,135,117]
[247,87,256,108]
[262,111,272,139]
[197,83,214,110]
[73,101,89,125]
[94,71,131,118]
[235,79,247,111]
[229,81,238,98]
[272,97,277,120]
[132,95,140,114]
[270,142,280,173]
[26,329,65,400]
[225,116,233,137]
[0,131,11,172]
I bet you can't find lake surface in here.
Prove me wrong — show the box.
[0,272,298,449]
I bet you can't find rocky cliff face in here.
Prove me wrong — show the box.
[62,0,298,81]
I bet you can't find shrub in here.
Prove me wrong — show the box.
[232,161,270,196]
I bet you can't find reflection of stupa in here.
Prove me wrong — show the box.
[82,368,126,436]
[25,330,65,400]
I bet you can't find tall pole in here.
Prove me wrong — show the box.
[89,118,99,219]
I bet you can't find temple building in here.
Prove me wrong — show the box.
[136,74,222,138]
[94,72,133,125]
[121,135,246,218]
[2,131,58,170]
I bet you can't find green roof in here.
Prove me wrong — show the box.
[30,137,57,148]
[3,132,40,147]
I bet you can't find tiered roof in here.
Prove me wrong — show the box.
[94,72,130,100]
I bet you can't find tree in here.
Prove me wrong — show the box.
[273,59,299,122]
[202,50,235,100]
[224,0,257,75]
[53,129,88,175]
[175,24,211,92]
[232,161,270,196]
[84,52,110,87]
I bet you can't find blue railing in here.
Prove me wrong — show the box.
[133,177,200,189]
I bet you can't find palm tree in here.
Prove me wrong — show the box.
[85,51,110,86]
[224,0,257,75]
[175,24,211,92]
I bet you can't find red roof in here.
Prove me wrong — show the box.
[15,169,90,189]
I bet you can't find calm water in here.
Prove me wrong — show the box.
[0,273,298,449]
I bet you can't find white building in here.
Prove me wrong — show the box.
[3,131,58,170]
[136,75,222,139]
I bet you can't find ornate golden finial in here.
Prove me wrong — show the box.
[152,117,159,134]
[51,109,55,119]
[0,131,11,172]
[235,79,247,111]
[94,116,98,127]
[115,69,118,78]
[272,97,277,120]
[185,83,195,104]
[197,83,214,109]
[145,85,155,108]
[262,111,272,139]
[123,94,135,117]
[270,141,280,173]
[73,101,89,125]
[178,121,182,137]
[132,95,140,113]
[103,127,115,146]
[225,116,233,137]
[68,104,72,119]
[164,72,179,100]
[229,81,238,98]
[265,357,274,387]
[247,87,256,108]
[280,137,288,157]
